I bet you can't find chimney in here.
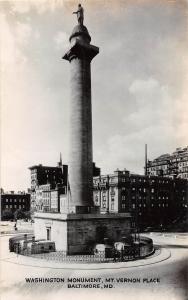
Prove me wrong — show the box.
[145,144,148,176]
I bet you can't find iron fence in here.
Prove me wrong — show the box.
[11,234,154,263]
[13,243,144,263]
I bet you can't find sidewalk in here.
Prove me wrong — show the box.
[0,221,34,235]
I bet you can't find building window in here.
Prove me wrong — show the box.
[122,195,126,201]
[122,203,126,209]
[111,203,114,210]
[110,189,115,195]
[131,222,136,228]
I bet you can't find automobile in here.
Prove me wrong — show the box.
[144,227,153,232]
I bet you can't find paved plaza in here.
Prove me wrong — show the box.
[0,229,187,300]
[0,220,34,235]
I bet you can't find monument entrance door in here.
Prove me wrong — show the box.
[46,228,51,241]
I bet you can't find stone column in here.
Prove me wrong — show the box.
[63,25,99,212]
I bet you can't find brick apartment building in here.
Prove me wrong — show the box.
[0,190,30,221]
[93,169,188,230]
[147,146,188,180]
[29,155,68,210]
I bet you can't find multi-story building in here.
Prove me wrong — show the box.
[0,190,30,220]
[93,169,188,230]
[29,157,100,211]
[29,155,68,209]
[50,184,66,213]
[31,161,187,229]
[35,184,51,212]
[35,183,66,213]
[147,146,188,180]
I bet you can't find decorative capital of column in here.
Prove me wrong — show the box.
[62,24,99,62]
[63,39,99,62]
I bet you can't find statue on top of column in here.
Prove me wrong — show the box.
[72,4,84,26]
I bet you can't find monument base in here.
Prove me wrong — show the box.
[34,212,133,254]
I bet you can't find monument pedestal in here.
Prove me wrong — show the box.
[34,212,132,254]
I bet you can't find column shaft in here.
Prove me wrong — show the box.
[69,57,93,208]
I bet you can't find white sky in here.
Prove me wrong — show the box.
[1,0,188,191]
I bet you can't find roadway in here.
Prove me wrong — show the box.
[0,231,187,300]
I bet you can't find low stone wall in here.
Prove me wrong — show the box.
[139,236,154,257]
